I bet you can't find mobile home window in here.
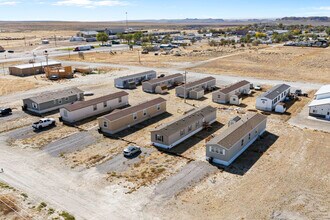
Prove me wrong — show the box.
[63,110,68,117]
[103,121,108,127]
[196,120,200,127]
[58,99,62,104]
[188,125,192,132]
[157,104,161,111]
[180,129,185,136]
[32,103,38,109]
[93,105,97,111]
[143,109,147,116]
[249,133,251,140]
[220,149,225,155]
[104,102,107,108]
[133,113,137,120]
[65,97,69,101]
[241,139,244,146]
[155,135,163,142]
[118,97,122,103]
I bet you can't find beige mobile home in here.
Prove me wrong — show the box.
[206,113,267,166]
[142,73,184,93]
[212,80,250,105]
[60,91,129,124]
[9,61,62,77]
[175,77,216,99]
[98,97,166,135]
[151,106,217,149]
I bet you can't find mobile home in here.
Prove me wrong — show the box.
[308,85,330,120]
[60,91,129,124]
[142,73,184,93]
[114,71,157,89]
[98,97,166,135]
[151,106,217,149]
[212,80,250,104]
[22,87,84,115]
[206,113,267,166]
[256,84,290,111]
[175,77,216,99]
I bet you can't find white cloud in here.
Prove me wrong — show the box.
[53,0,128,8]
[318,6,330,11]
[0,0,19,5]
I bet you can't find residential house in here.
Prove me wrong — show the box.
[151,106,217,149]
[22,87,84,115]
[142,73,184,93]
[175,77,216,99]
[98,97,166,135]
[256,84,291,111]
[60,91,129,124]
[206,113,267,166]
[76,31,98,38]
[114,70,157,89]
[212,80,250,105]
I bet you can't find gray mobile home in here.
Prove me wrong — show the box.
[60,91,129,124]
[212,80,250,105]
[22,87,84,115]
[206,113,267,166]
[142,73,184,93]
[114,70,157,89]
[98,97,166,135]
[175,76,216,99]
[151,106,217,149]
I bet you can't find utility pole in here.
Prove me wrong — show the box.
[125,12,128,30]
[184,71,187,103]
[54,35,57,47]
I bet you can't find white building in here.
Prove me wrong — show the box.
[256,84,291,112]
[308,85,330,120]
[60,91,129,124]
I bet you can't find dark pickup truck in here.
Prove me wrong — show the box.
[0,108,12,116]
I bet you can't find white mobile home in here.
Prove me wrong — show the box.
[114,71,157,89]
[60,91,129,124]
[256,84,291,111]
[308,85,330,120]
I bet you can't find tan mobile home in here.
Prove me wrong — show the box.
[212,80,250,104]
[175,77,216,99]
[9,61,62,77]
[151,106,217,149]
[60,91,129,124]
[98,97,166,135]
[142,73,184,93]
[206,113,267,166]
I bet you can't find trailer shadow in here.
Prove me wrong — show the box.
[213,131,279,176]
[102,112,173,140]
[156,121,224,155]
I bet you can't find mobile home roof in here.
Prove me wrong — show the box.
[145,73,183,85]
[11,61,61,69]
[207,113,267,149]
[218,80,250,94]
[63,91,128,112]
[103,97,166,121]
[116,70,156,80]
[260,84,290,100]
[181,77,215,89]
[26,87,83,104]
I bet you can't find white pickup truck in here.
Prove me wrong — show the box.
[32,118,56,130]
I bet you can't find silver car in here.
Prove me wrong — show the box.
[123,146,141,157]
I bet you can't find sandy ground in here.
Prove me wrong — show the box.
[188,46,330,84]
[0,49,329,219]
[56,42,257,68]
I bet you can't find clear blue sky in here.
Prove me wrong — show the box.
[0,0,329,21]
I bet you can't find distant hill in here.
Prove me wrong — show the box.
[279,17,330,22]
[136,18,225,24]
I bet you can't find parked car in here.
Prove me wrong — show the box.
[0,108,12,116]
[254,85,262,90]
[141,49,149,54]
[83,91,94,96]
[32,118,56,130]
[123,146,141,157]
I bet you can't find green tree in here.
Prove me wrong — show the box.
[326,28,330,36]
[96,32,109,45]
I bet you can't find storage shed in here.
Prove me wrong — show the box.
[175,77,216,99]
[60,91,129,124]
[206,113,267,166]
[151,106,217,149]
[22,87,84,115]
[189,88,205,100]
[98,97,167,135]
[114,71,157,89]
[9,61,62,77]
[142,73,184,93]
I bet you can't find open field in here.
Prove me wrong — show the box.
[0,64,328,219]
[188,46,330,84]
